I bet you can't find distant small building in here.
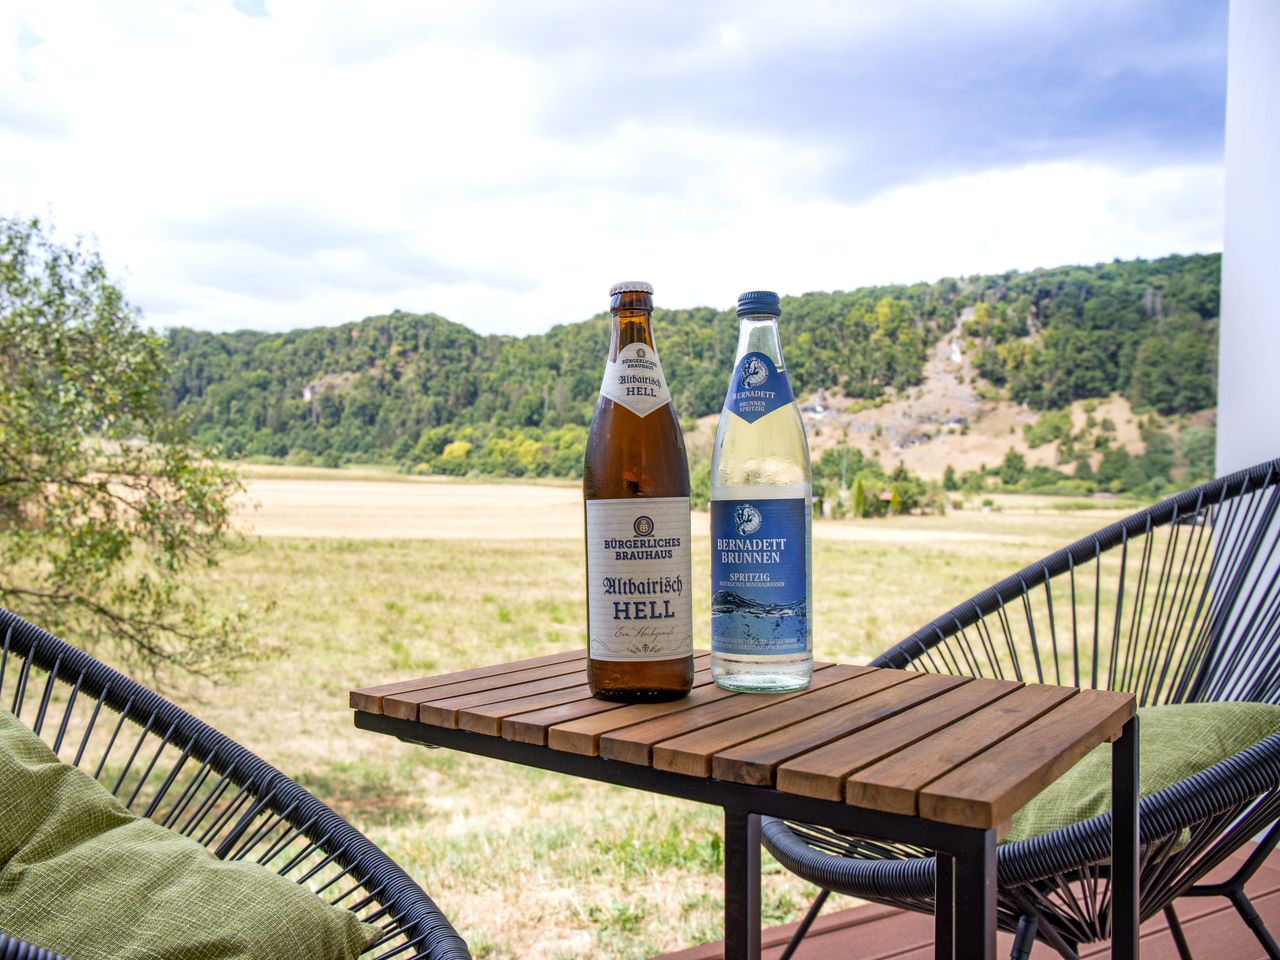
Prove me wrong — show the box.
[302,372,359,421]
[801,388,829,418]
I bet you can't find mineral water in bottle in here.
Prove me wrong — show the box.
[584,281,694,702]
[709,290,813,692]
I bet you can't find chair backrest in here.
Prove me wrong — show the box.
[874,458,1280,707]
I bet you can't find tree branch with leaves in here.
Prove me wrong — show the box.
[0,216,249,675]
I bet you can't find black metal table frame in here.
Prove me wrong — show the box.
[356,711,1139,960]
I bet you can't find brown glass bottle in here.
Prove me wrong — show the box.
[584,281,694,702]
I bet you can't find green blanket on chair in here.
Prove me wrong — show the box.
[0,707,381,960]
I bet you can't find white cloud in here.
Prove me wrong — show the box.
[0,1,1225,336]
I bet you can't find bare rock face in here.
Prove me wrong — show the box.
[786,322,1149,481]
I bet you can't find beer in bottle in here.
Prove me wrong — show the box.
[709,290,813,692]
[584,281,694,701]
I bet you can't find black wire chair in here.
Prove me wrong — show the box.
[764,457,1280,960]
[0,608,471,960]
[0,934,67,960]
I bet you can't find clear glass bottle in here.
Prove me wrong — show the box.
[584,281,694,702]
[709,290,813,692]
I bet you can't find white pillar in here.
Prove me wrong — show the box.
[1218,0,1280,475]
[1207,1,1280,704]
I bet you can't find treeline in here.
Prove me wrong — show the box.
[166,253,1219,475]
[166,291,935,468]
[965,255,1219,413]
[963,422,1217,500]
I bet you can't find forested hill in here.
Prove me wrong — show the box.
[166,253,1220,472]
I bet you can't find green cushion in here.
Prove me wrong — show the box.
[1005,701,1280,844]
[0,707,381,960]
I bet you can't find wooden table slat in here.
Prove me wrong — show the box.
[917,687,1135,828]
[384,657,596,720]
[651,667,908,777]
[775,677,1025,801]
[840,683,1077,817]
[454,683,599,734]
[502,660,717,745]
[710,672,971,787]
[599,664,868,766]
[349,649,583,713]
[543,661,839,756]
[503,695,631,745]
[547,683,741,755]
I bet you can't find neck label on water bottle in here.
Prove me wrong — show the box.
[599,342,672,417]
[710,498,809,656]
[724,352,794,423]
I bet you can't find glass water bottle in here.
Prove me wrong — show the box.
[709,290,813,692]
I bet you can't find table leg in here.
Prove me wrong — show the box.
[1112,714,1140,960]
[724,809,761,960]
[936,850,955,959]
[950,828,996,960]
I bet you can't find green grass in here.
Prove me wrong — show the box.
[159,508,1110,959]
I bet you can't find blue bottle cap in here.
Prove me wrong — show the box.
[736,290,781,317]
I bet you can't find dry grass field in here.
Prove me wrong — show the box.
[237,475,583,540]
[177,468,1131,958]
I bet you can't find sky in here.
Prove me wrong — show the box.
[1,0,1227,337]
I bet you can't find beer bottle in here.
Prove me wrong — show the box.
[584,281,694,701]
[709,290,813,692]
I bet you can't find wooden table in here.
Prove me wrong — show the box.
[351,652,1139,960]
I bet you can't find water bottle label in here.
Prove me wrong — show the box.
[724,352,795,424]
[586,497,693,661]
[598,342,672,418]
[710,498,809,656]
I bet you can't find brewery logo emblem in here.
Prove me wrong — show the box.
[734,503,762,536]
[633,515,655,537]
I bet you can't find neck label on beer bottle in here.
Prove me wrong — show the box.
[724,352,794,423]
[599,342,672,418]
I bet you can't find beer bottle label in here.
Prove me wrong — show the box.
[598,342,672,418]
[710,498,809,656]
[586,497,693,661]
[724,352,795,424]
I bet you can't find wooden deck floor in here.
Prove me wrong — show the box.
[657,846,1280,960]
